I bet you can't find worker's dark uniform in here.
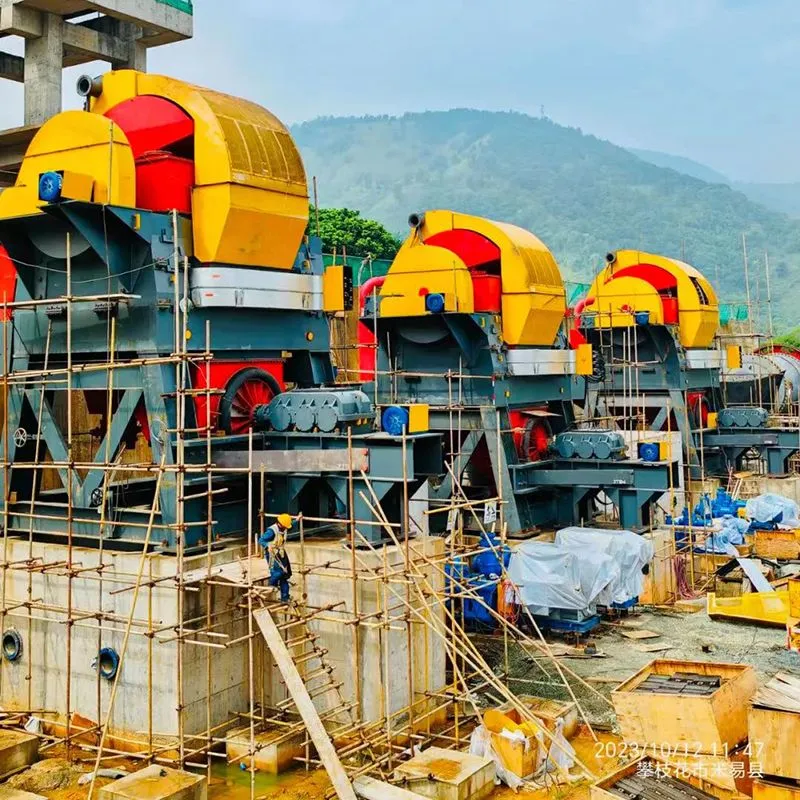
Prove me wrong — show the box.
[258,524,292,602]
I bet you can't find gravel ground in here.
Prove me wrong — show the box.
[478,605,799,729]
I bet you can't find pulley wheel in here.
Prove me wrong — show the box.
[219,368,282,435]
[520,418,552,462]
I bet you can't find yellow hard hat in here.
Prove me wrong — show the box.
[277,513,293,530]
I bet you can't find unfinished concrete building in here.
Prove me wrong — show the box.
[0,0,193,185]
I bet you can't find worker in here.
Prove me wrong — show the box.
[259,513,293,603]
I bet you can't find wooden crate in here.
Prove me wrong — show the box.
[753,778,800,800]
[640,528,676,605]
[518,695,579,739]
[611,659,758,753]
[789,577,800,617]
[749,704,800,780]
[591,756,725,800]
[394,747,494,800]
[787,616,800,653]
[753,530,800,560]
[659,747,753,800]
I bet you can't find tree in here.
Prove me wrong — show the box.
[309,206,402,260]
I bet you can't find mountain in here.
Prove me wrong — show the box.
[628,148,730,185]
[630,147,800,220]
[732,182,800,219]
[293,110,800,329]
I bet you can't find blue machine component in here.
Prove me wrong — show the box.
[554,430,627,461]
[1,628,22,662]
[634,311,650,326]
[38,171,63,202]
[638,442,660,462]
[472,531,511,578]
[532,610,600,635]
[425,293,445,313]
[97,647,120,680]
[717,406,769,429]
[462,575,499,628]
[381,406,410,436]
[261,389,374,434]
[710,488,746,517]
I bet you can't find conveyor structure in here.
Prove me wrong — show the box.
[364,210,678,534]
[580,250,800,477]
[0,70,441,547]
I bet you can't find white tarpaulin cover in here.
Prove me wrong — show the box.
[555,527,654,605]
[745,494,800,528]
[507,541,618,615]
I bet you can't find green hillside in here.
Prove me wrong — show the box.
[630,147,800,219]
[733,182,800,219]
[293,110,800,329]
[628,148,730,184]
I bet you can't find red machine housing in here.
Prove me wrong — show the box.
[102,96,287,434]
[0,246,16,320]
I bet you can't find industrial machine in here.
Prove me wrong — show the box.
[364,210,678,534]
[0,70,441,547]
[579,250,800,477]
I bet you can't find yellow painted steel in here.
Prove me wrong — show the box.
[726,345,742,370]
[575,343,593,376]
[0,111,135,219]
[381,210,566,346]
[380,244,475,318]
[407,404,429,433]
[706,590,789,627]
[90,70,308,270]
[323,264,347,312]
[586,250,719,349]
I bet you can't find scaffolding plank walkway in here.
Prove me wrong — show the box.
[253,606,358,800]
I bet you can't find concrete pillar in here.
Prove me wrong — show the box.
[23,13,62,125]
[119,21,147,71]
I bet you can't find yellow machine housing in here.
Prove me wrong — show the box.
[380,210,566,347]
[0,111,136,215]
[0,70,308,271]
[585,250,719,349]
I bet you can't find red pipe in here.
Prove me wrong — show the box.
[358,276,386,381]
[574,295,595,316]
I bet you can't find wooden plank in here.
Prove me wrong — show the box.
[621,629,660,640]
[749,704,800,780]
[253,607,357,800]
[353,776,429,800]
[633,642,673,653]
[216,448,369,473]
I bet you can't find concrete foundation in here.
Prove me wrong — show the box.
[0,788,46,800]
[0,731,37,781]
[0,536,447,751]
[759,474,800,504]
[226,725,306,774]
[281,537,447,726]
[98,765,206,800]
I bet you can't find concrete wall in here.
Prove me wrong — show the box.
[0,536,448,747]
[0,541,256,747]
[282,537,447,726]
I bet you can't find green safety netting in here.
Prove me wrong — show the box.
[719,303,749,325]
[566,282,590,306]
[323,255,393,284]
[156,0,193,13]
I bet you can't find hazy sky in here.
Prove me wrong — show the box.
[0,0,796,182]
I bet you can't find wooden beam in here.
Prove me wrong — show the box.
[253,607,357,800]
